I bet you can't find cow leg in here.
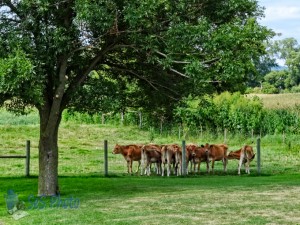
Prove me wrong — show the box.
[167,162,171,177]
[127,161,130,174]
[136,160,141,174]
[177,163,181,176]
[238,156,244,175]
[245,159,250,174]
[158,162,162,175]
[197,162,201,174]
[211,160,215,174]
[223,158,228,173]
[129,160,133,175]
[206,159,209,174]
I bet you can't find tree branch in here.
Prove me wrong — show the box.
[111,66,180,100]
[155,50,191,64]
[169,68,189,78]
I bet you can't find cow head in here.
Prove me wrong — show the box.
[203,143,210,153]
[173,144,181,153]
[112,144,121,154]
[227,150,240,160]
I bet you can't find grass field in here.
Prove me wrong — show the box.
[1,93,300,225]
[0,121,300,224]
[1,175,300,225]
[247,93,300,109]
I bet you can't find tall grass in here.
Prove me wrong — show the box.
[247,93,300,109]
[0,109,39,125]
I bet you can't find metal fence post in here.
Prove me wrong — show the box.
[104,140,108,177]
[257,138,261,175]
[26,140,30,177]
[181,140,186,176]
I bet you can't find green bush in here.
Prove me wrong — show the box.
[173,92,300,135]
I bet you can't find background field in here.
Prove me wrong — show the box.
[247,93,300,109]
[1,93,300,224]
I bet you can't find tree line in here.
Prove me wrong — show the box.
[249,38,300,94]
[64,92,300,136]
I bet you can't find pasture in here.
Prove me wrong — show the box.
[0,120,300,224]
[247,93,300,109]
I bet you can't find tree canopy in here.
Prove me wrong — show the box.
[258,38,300,93]
[0,0,274,195]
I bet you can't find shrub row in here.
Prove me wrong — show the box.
[62,92,300,136]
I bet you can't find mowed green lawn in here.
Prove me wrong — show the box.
[1,175,300,225]
[1,122,300,224]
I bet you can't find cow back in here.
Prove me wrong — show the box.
[206,144,228,160]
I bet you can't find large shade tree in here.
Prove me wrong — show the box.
[0,0,273,195]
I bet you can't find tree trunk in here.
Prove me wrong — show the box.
[38,108,62,196]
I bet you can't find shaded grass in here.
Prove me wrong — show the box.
[1,175,300,225]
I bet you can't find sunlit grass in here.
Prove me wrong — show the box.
[1,175,300,225]
[1,108,300,224]
[247,93,300,109]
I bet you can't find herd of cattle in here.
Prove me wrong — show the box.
[112,143,256,176]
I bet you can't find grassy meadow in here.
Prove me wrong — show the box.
[247,93,300,109]
[1,93,300,225]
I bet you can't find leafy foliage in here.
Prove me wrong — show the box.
[0,0,274,194]
[174,92,300,135]
[261,38,300,93]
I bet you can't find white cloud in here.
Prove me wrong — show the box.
[257,0,300,43]
[264,6,300,21]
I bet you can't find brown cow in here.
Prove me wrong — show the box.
[112,144,142,174]
[161,144,180,176]
[203,143,228,174]
[190,145,210,174]
[141,144,162,176]
[227,145,255,175]
[175,144,195,176]
[186,144,198,174]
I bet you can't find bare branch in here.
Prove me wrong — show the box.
[202,57,219,65]
[155,50,191,64]
[111,66,180,100]
[169,68,189,78]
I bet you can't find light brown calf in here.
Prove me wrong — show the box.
[227,145,255,175]
[161,144,180,176]
[190,145,210,174]
[175,144,195,176]
[141,144,162,176]
[112,144,142,174]
[203,143,228,174]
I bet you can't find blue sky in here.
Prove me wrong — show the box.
[258,0,300,43]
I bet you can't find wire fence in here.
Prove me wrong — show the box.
[0,139,262,177]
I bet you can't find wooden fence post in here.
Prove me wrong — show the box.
[26,140,30,177]
[257,138,261,175]
[104,140,108,177]
[181,140,186,176]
